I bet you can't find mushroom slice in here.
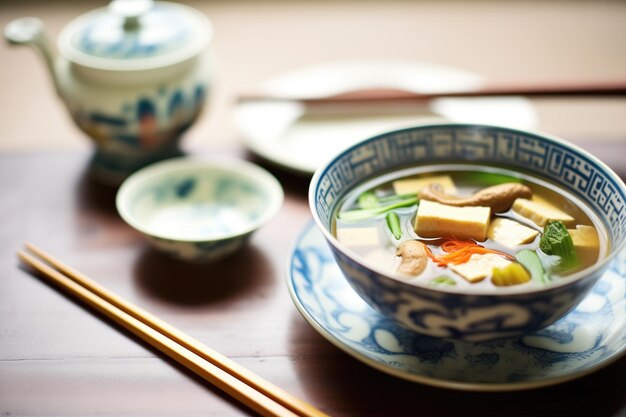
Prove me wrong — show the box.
[420,182,532,213]
[396,240,428,276]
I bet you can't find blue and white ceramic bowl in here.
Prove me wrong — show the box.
[309,123,626,342]
[117,157,283,262]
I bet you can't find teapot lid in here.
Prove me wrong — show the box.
[58,0,212,71]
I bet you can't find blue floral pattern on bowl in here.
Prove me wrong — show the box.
[288,222,626,390]
[309,123,626,341]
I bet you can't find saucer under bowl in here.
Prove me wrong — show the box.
[287,221,626,390]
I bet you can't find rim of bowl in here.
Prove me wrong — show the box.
[117,156,284,242]
[308,122,626,296]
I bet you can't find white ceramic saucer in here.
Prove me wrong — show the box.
[287,221,626,391]
[235,60,538,174]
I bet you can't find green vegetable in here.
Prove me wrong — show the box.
[516,249,550,285]
[536,250,562,274]
[464,172,522,186]
[338,196,419,222]
[386,212,402,240]
[378,193,416,203]
[428,276,457,287]
[357,190,380,209]
[491,263,531,286]
[539,220,580,271]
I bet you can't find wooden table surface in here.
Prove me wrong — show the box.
[0,146,625,417]
[1,1,626,416]
[1,148,625,417]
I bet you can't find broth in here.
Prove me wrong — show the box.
[333,164,608,292]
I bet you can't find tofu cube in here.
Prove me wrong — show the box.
[487,218,539,248]
[450,253,511,283]
[512,198,575,227]
[568,225,600,265]
[392,175,456,196]
[336,227,380,247]
[416,200,491,241]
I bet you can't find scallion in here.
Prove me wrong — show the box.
[357,190,379,209]
[428,276,457,287]
[338,196,419,222]
[386,211,402,240]
[378,193,416,203]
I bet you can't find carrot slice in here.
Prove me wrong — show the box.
[423,238,514,266]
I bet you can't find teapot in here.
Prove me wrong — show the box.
[4,0,213,184]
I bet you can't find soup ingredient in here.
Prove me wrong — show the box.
[396,241,428,276]
[491,263,531,286]
[487,218,539,248]
[386,212,402,240]
[463,171,522,186]
[358,191,379,209]
[515,249,550,284]
[337,227,380,247]
[334,165,604,290]
[358,190,416,208]
[539,220,580,271]
[378,193,416,204]
[416,200,491,241]
[420,182,532,213]
[449,253,511,283]
[392,175,456,195]
[362,248,399,272]
[568,225,600,265]
[512,198,575,227]
[424,238,513,267]
[537,250,562,274]
[339,196,418,222]
[428,276,457,287]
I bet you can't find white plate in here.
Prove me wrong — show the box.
[286,221,626,391]
[236,60,538,174]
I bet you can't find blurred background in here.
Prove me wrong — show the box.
[1,0,624,157]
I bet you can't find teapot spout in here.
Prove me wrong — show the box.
[4,18,62,95]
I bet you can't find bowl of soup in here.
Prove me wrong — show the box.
[309,123,626,342]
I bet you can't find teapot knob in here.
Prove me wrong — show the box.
[109,0,153,30]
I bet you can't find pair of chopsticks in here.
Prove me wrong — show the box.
[237,80,626,105]
[17,244,329,417]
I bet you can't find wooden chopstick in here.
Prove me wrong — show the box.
[237,80,626,105]
[18,245,329,417]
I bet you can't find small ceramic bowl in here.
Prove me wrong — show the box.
[117,157,283,262]
[309,123,626,342]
